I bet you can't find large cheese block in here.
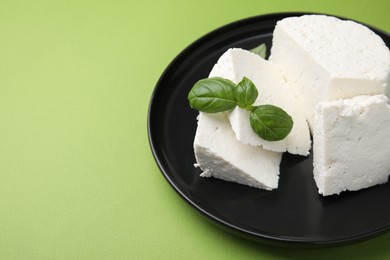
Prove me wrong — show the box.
[269,14,390,130]
[313,94,390,196]
[194,112,282,190]
[209,48,311,156]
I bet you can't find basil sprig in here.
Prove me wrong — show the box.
[188,77,293,141]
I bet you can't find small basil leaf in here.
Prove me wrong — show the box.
[250,43,267,59]
[235,77,258,109]
[188,77,237,113]
[249,105,293,141]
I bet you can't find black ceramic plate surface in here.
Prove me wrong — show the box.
[148,13,390,247]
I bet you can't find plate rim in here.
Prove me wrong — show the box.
[147,12,390,247]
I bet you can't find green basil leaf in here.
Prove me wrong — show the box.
[250,43,267,59]
[249,105,293,141]
[235,77,258,109]
[188,77,237,113]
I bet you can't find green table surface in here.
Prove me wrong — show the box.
[1,0,390,259]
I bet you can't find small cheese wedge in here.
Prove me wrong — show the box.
[269,14,390,130]
[313,94,390,196]
[209,48,311,156]
[194,112,282,190]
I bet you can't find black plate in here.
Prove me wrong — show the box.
[148,12,390,247]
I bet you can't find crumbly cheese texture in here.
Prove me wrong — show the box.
[209,48,311,156]
[313,94,390,196]
[194,112,282,190]
[269,14,390,130]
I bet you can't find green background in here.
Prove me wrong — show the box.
[0,0,389,259]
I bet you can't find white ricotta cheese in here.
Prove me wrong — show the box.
[209,48,311,156]
[313,94,390,196]
[269,14,390,130]
[194,112,282,190]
